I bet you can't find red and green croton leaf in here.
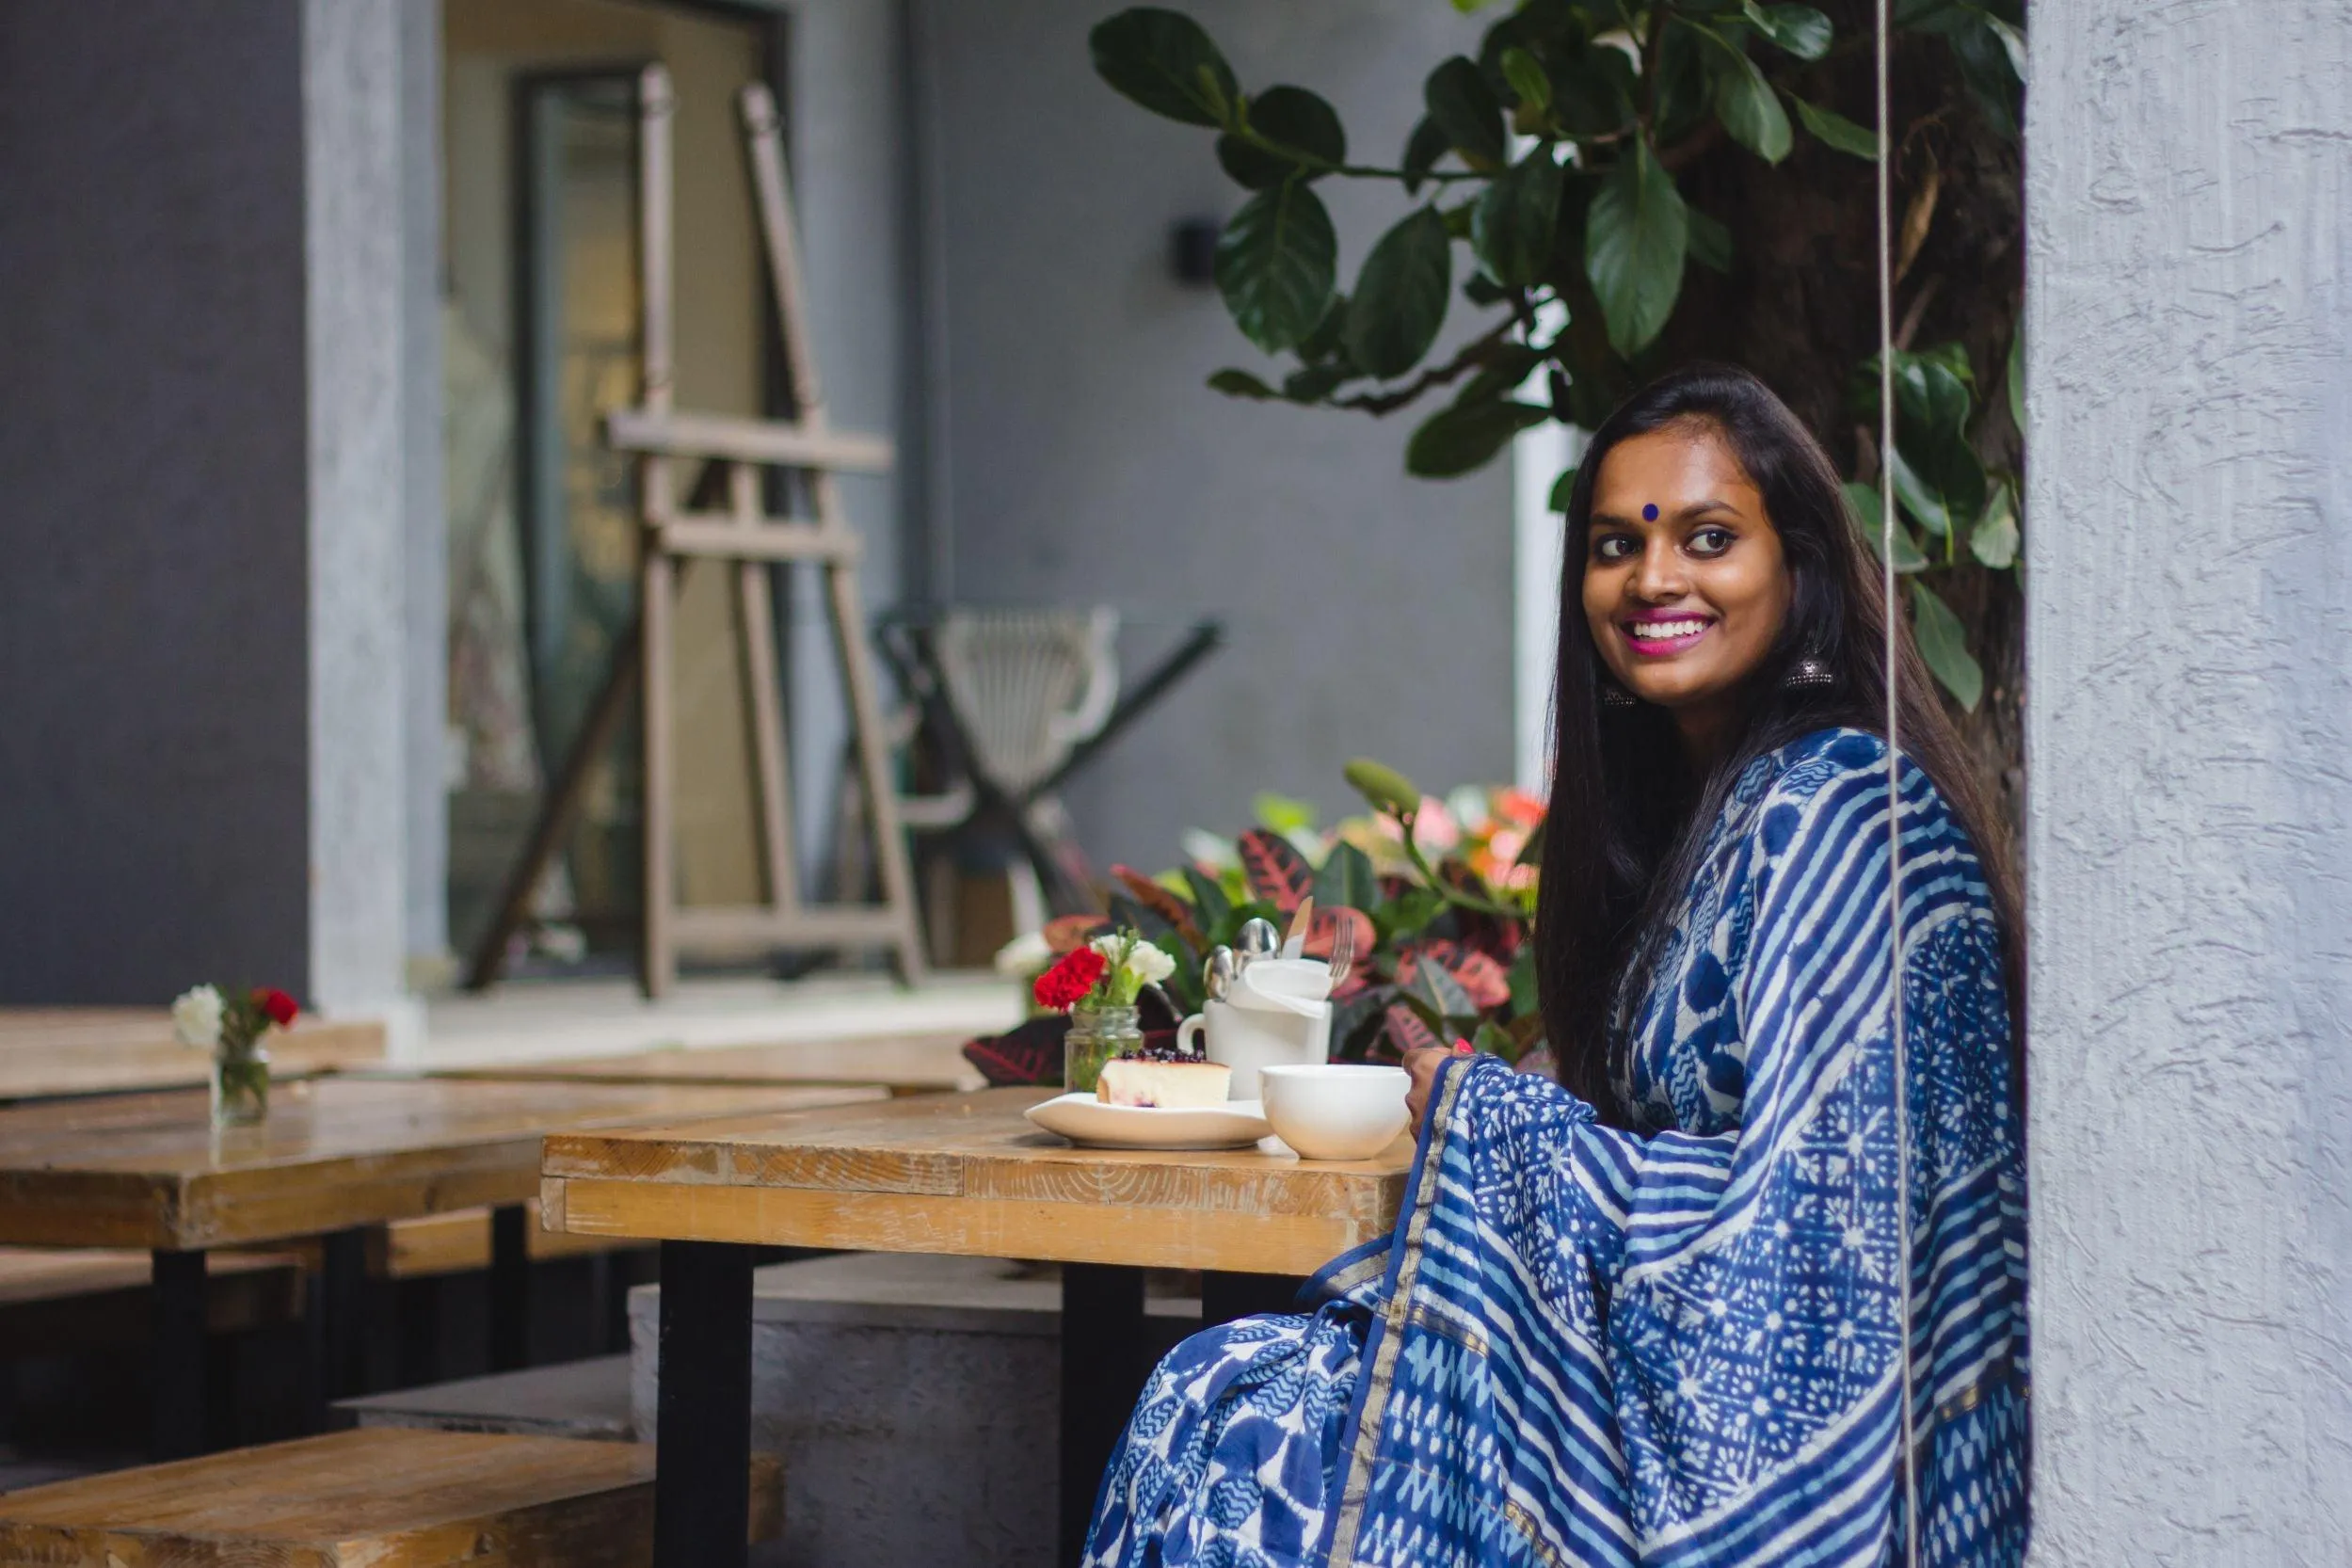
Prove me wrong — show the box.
[1111,864,1203,950]
[1237,827,1315,913]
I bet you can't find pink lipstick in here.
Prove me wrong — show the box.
[1619,609,1715,656]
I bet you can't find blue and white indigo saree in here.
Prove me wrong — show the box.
[1083,728,2028,1567]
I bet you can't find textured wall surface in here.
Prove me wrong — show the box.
[398,0,448,972]
[2025,4,2352,1560]
[0,4,312,1002]
[922,0,1513,867]
[304,0,413,1014]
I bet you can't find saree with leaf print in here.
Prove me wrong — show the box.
[1082,728,2028,1568]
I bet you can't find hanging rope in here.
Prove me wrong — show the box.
[1874,0,1925,1562]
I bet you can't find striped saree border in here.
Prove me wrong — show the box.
[1320,1051,1477,1568]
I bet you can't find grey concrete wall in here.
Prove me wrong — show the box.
[304,0,416,1016]
[2025,4,2352,1560]
[920,0,1513,870]
[785,0,915,879]
[0,4,312,1002]
[399,0,449,977]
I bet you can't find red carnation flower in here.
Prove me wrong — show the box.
[1032,948,1108,1012]
[252,987,299,1029]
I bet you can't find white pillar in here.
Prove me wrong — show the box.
[2025,4,2352,1559]
[303,0,414,1018]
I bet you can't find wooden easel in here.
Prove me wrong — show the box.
[465,66,925,996]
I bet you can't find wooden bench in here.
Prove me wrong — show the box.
[0,1246,304,1352]
[0,1427,782,1566]
[383,1199,647,1280]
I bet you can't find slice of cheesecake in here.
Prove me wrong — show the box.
[1096,1054,1232,1109]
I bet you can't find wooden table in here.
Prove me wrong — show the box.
[0,1075,884,1458]
[540,1087,1414,1568]
[383,1029,984,1095]
[0,1009,384,1100]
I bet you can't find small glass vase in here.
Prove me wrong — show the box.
[1064,1004,1141,1095]
[211,1046,270,1129]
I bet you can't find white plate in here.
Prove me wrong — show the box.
[1025,1093,1272,1150]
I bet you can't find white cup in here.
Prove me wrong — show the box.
[1258,1064,1411,1161]
[1177,993,1331,1099]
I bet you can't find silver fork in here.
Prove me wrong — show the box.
[1324,916,1358,994]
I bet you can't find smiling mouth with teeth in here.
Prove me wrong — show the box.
[1623,616,1714,648]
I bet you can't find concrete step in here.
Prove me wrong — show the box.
[628,1254,1203,1568]
[335,1353,633,1443]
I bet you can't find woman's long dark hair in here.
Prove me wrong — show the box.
[1534,363,2023,1127]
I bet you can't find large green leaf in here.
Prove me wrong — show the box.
[1401,116,1450,194]
[1895,356,1974,442]
[1694,25,1793,163]
[1405,397,1549,477]
[1313,841,1379,912]
[1845,480,1928,571]
[1207,368,1278,400]
[1548,42,1640,139]
[1425,56,1507,169]
[1344,206,1452,378]
[1790,94,1880,158]
[1584,140,1688,356]
[1499,45,1551,114]
[1088,8,1240,128]
[1216,85,1348,189]
[1884,442,1986,538]
[1472,150,1564,289]
[1970,481,2019,568]
[1745,2,1832,58]
[1910,581,1983,710]
[1214,183,1337,354]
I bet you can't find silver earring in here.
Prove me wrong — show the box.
[1786,655,1835,689]
[1598,675,1637,708]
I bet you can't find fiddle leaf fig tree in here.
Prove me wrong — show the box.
[1088,0,2026,715]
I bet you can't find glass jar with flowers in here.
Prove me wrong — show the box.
[172,984,299,1128]
[1032,927,1176,1093]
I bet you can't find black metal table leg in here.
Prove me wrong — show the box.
[1201,1271,1306,1327]
[150,1248,208,1458]
[654,1240,755,1568]
[311,1225,375,1429]
[488,1203,531,1371]
[1060,1263,1147,1567]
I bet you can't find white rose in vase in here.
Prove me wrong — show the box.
[171,984,225,1049]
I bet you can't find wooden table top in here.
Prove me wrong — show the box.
[0,1009,384,1101]
[0,1076,886,1252]
[384,1030,984,1093]
[541,1087,1414,1277]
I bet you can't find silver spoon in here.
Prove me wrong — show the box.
[1237,919,1281,966]
[1204,946,1238,1001]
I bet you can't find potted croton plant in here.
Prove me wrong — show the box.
[1102,758,1549,1075]
[172,983,299,1128]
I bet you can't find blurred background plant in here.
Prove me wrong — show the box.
[1089,0,2026,827]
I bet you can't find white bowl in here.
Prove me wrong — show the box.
[1258,1064,1411,1161]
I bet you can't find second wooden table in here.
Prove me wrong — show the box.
[0,1075,884,1456]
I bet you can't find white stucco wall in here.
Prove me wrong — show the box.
[306,0,417,1018]
[2025,5,2352,1560]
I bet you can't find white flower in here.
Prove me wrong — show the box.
[171,984,225,1049]
[1122,942,1176,986]
[992,930,1053,978]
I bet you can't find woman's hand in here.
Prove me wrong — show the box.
[1402,1043,1468,1129]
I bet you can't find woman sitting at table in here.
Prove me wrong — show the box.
[1082,363,2028,1568]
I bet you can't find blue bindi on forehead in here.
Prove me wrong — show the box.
[1642,503,1659,520]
